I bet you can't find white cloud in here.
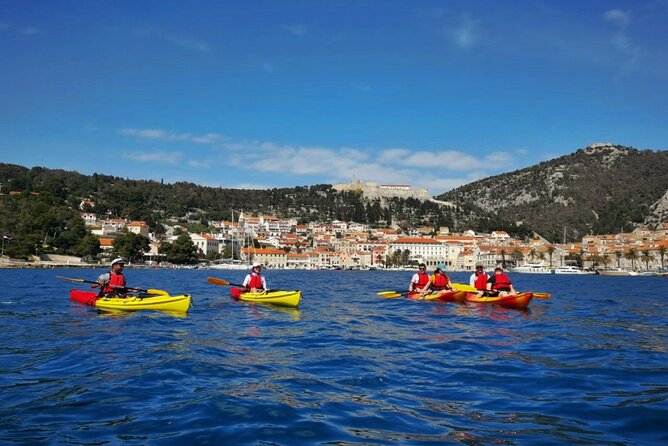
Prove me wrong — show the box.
[603,9,640,73]
[20,27,41,35]
[116,127,524,194]
[122,150,182,164]
[138,27,211,53]
[282,24,307,36]
[446,14,481,49]
[604,9,630,28]
[119,128,226,144]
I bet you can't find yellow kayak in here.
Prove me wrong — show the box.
[231,288,301,308]
[70,290,192,312]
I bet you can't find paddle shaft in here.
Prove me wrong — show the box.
[57,276,152,293]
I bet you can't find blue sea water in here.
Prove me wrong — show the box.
[0,268,667,445]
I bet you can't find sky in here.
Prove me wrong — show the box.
[1,0,667,195]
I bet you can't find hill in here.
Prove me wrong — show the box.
[436,143,668,242]
[0,163,460,258]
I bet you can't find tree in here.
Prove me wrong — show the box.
[112,232,150,263]
[624,248,638,270]
[73,234,101,259]
[600,253,611,269]
[511,247,524,266]
[640,249,655,271]
[657,245,666,270]
[529,248,537,261]
[499,247,507,268]
[614,250,623,268]
[161,234,197,264]
[546,245,556,267]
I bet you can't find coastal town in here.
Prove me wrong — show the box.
[4,190,666,274]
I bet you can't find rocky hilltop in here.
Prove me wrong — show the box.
[437,144,668,242]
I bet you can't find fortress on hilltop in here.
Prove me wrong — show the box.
[333,179,430,200]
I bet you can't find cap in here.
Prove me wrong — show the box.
[436,263,446,270]
[111,257,126,266]
[251,263,262,269]
[475,264,484,269]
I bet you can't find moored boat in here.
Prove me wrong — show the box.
[70,290,192,312]
[510,263,552,274]
[230,288,301,308]
[465,292,533,309]
[598,268,632,276]
[552,266,594,274]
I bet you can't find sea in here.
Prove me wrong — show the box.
[0,268,666,445]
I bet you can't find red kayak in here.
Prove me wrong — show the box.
[465,292,533,309]
[406,289,466,302]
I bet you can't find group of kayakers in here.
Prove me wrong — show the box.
[91,258,270,298]
[409,263,516,297]
[91,257,515,299]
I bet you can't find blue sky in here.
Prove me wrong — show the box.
[1,0,667,195]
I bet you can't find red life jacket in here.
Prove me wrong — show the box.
[415,272,430,288]
[491,273,512,291]
[431,273,450,291]
[247,273,264,290]
[103,272,126,294]
[474,272,489,290]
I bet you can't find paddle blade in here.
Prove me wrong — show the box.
[207,277,231,286]
[146,289,169,296]
[452,283,477,292]
[377,291,403,298]
[533,292,551,299]
[422,292,442,300]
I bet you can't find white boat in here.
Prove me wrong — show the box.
[510,262,552,274]
[598,268,632,276]
[552,266,594,275]
[208,260,249,270]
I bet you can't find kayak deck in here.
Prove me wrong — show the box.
[230,288,301,308]
[70,290,191,313]
[465,292,533,309]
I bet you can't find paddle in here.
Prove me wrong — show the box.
[207,277,243,287]
[533,292,551,299]
[207,277,289,296]
[378,282,477,298]
[377,290,446,300]
[56,276,168,296]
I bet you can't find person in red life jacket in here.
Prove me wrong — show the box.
[486,267,516,297]
[91,257,128,297]
[469,264,489,296]
[409,263,431,295]
[430,263,452,292]
[242,263,267,293]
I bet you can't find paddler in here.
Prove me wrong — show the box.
[430,264,452,292]
[242,263,267,293]
[486,266,516,297]
[408,263,431,295]
[91,257,128,297]
[469,264,489,296]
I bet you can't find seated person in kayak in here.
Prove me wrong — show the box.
[430,264,452,292]
[91,258,128,297]
[469,264,489,296]
[486,267,516,297]
[409,263,431,295]
[242,263,267,292]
